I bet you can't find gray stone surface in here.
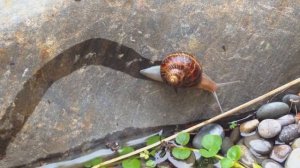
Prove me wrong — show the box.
[0,0,300,167]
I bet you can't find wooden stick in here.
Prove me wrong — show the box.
[94,78,300,168]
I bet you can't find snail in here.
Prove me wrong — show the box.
[140,52,218,92]
[140,52,240,113]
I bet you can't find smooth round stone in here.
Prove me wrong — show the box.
[221,137,233,155]
[240,119,259,134]
[244,134,273,155]
[282,94,300,113]
[258,119,282,138]
[277,114,295,126]
[236,138,244,146]
[239,145,257,167]
[229,127,240,144]
[157,162,173,168]
[256,102,289,120]
[262,159,283,168]
[285,148,300,168]
[270,144,292,163]
[249,148,268,164]
[240,131,256,137]
[192,124,224,149]
[291,138,300,149]
[278,124,300,143]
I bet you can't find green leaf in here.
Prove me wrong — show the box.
[145,160,156,167]
[122,158,141,168]
[84,157,102,168]
[201,134,222,152]
[252,163,262,168]
[171,147,191,160]
[149,149,156,157]
[118,146,134,156]
[229,122,237,129]
[146,135,161,146]
[227,145,242,161]
[175,132,190,146]
[220,158,234,168]
[199,149,217,158]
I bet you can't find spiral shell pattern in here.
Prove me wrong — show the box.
[160,52,202,88]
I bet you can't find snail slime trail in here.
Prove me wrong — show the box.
[213,91,224,113]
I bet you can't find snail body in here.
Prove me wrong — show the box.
[140,52,217,92]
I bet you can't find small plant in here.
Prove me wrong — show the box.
[199,134,222,158]
[229,121,238,129]
[171,132,249,168]
[118,146,140,168]
[110,135,162,168]
[84,157,104,168]
[220,145,242,168]
[91,132,262,168]
[199,134,244,168]
[171,132,191,160]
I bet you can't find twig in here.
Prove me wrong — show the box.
[93,78,300,168]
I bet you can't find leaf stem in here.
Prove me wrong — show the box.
[215,154,245,168]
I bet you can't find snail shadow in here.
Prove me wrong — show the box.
[0,38,161,157]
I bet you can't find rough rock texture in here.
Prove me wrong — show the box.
[0,0,300,167]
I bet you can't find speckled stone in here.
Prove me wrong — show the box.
[258,119,282,138]
[256,102,290,120]
[277,114,295,127]
[278,124,300,143]
[262,159,283,168]
[244,134,273,155]
[270,144,292,163]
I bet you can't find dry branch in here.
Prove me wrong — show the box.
[93,78,300,168]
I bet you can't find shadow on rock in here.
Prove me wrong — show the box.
[0,38,161,157]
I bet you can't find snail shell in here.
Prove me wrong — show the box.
[160,52,202,88]
[140,52,217,92]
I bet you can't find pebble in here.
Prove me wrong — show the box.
[249,148,268,164]
[278,124,300,143]
[192,124,224,149]
[269,144,292,163]
[256,102,289,120]
[258,119,282,138]
[239,145,257,167]
[240,119,259,134]
[229,127,240,144]
[244,134,273,155]
[236,138,244,146]
[221,137,233,155]
[277,114,295,126]
[291,138,300,149]
[285,148,300,168]
[157,162,173,168]
[282,94,300,113]
[262,159,283,168]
